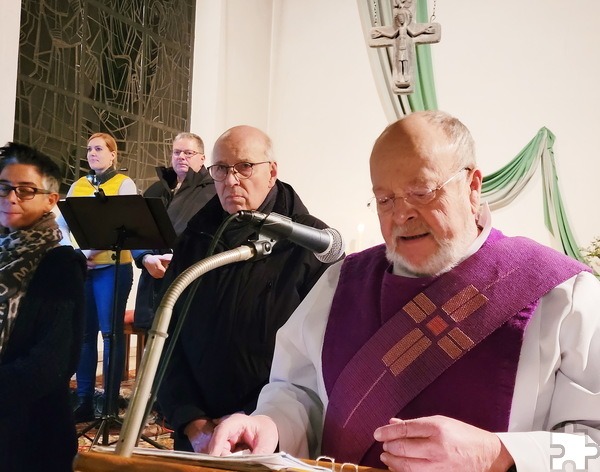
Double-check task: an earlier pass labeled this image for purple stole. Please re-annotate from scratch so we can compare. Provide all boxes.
[320,229,589,467]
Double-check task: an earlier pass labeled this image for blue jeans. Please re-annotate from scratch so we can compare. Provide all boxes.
[76,263,133,403]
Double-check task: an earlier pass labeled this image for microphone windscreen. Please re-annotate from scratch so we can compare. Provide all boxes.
[315,228,345,263]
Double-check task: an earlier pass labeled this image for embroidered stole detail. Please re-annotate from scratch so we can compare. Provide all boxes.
[320,230,589,465]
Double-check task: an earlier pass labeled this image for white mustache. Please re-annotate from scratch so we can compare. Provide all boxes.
[392,225,431,238]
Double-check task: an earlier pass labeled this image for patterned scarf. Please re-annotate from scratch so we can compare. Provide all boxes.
[0,212,63,353]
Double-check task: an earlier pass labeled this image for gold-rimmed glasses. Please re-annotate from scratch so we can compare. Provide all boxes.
[368,167,471,213]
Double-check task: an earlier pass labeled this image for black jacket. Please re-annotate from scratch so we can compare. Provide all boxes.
[133,166,216,328]
[143,165,215,236]
[0,247,86,472]
[157,180,336,450]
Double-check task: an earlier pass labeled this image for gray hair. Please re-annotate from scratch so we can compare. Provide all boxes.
[413,110,476,169]
[173,132,205,154]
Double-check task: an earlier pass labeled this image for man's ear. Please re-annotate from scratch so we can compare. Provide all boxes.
[468,168,482,213]
[268,161,278,188]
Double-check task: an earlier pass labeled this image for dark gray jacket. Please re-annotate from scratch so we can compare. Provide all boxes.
[133,165,216,328]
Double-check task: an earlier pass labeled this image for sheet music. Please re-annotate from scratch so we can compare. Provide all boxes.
[92,446,333,472]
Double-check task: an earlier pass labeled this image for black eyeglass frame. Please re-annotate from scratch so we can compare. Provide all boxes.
[172,149,203,158]
[207,161,272,182]
[0,183,54,201]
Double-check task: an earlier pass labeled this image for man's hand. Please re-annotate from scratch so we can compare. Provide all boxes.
[142,253,173,279]
[185,418,217,453]
[373,415,514,472]
[208,413,279,456]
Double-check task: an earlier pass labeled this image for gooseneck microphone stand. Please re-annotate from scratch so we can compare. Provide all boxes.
[115,239,274,456]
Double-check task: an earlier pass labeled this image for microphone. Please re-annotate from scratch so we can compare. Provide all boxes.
[85,172,98,187]
[85,173,107,200]
[236,210,345,263]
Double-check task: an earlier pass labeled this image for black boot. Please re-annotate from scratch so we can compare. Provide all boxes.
[73,397,95,423]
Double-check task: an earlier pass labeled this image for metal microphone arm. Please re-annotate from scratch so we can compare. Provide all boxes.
[115,240,273,456]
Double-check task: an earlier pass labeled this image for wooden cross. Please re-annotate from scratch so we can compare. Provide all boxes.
[369,0,441,94]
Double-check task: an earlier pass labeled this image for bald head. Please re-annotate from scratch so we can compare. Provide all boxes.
[214,126,274,162]
[370,111,476,176]
[211,125,278,214]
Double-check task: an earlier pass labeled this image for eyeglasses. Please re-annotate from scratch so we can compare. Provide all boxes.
[368,167,471,213]
[172,149,203,158]
[0,183,53,201]
[207,161,271,182]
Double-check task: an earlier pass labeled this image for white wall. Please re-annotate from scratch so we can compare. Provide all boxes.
[266,2,387,252]
[432,0,600,250]
[192,0,275,153]
[0,0,21,144]
[191,0,600,254]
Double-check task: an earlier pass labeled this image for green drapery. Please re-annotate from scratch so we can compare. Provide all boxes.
[482,128,584,261]
[356,0,587,263]
[408,0,438,112]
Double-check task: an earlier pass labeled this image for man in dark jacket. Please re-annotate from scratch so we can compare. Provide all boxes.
[133,132,216,329]
[157,125,340,453]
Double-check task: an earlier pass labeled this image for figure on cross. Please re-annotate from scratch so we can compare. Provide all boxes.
[369,0,441,94]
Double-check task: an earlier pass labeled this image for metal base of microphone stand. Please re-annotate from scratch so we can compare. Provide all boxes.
[77,413,166,449]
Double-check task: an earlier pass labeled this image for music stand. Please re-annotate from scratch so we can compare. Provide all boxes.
[58,195,177,448]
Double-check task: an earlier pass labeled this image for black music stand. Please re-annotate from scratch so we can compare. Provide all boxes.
[58,195,176,448]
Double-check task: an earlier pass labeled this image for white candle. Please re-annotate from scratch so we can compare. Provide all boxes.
[356,223,365,252]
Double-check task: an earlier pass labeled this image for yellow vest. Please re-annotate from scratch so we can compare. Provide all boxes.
[69,174,133,264]
[71,173,128,196]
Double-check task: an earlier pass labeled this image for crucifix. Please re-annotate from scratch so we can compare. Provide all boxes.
[369,0,441,94]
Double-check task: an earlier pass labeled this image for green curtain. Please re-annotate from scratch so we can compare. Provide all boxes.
[409,0,438,112]
[356,0,588,264]
[481,128,585,262]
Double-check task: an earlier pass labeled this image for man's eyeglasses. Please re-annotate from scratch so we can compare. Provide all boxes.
[0,183,53,201]
[207,161,271,182]
[368,167,471,213]
[172,149,203,158]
